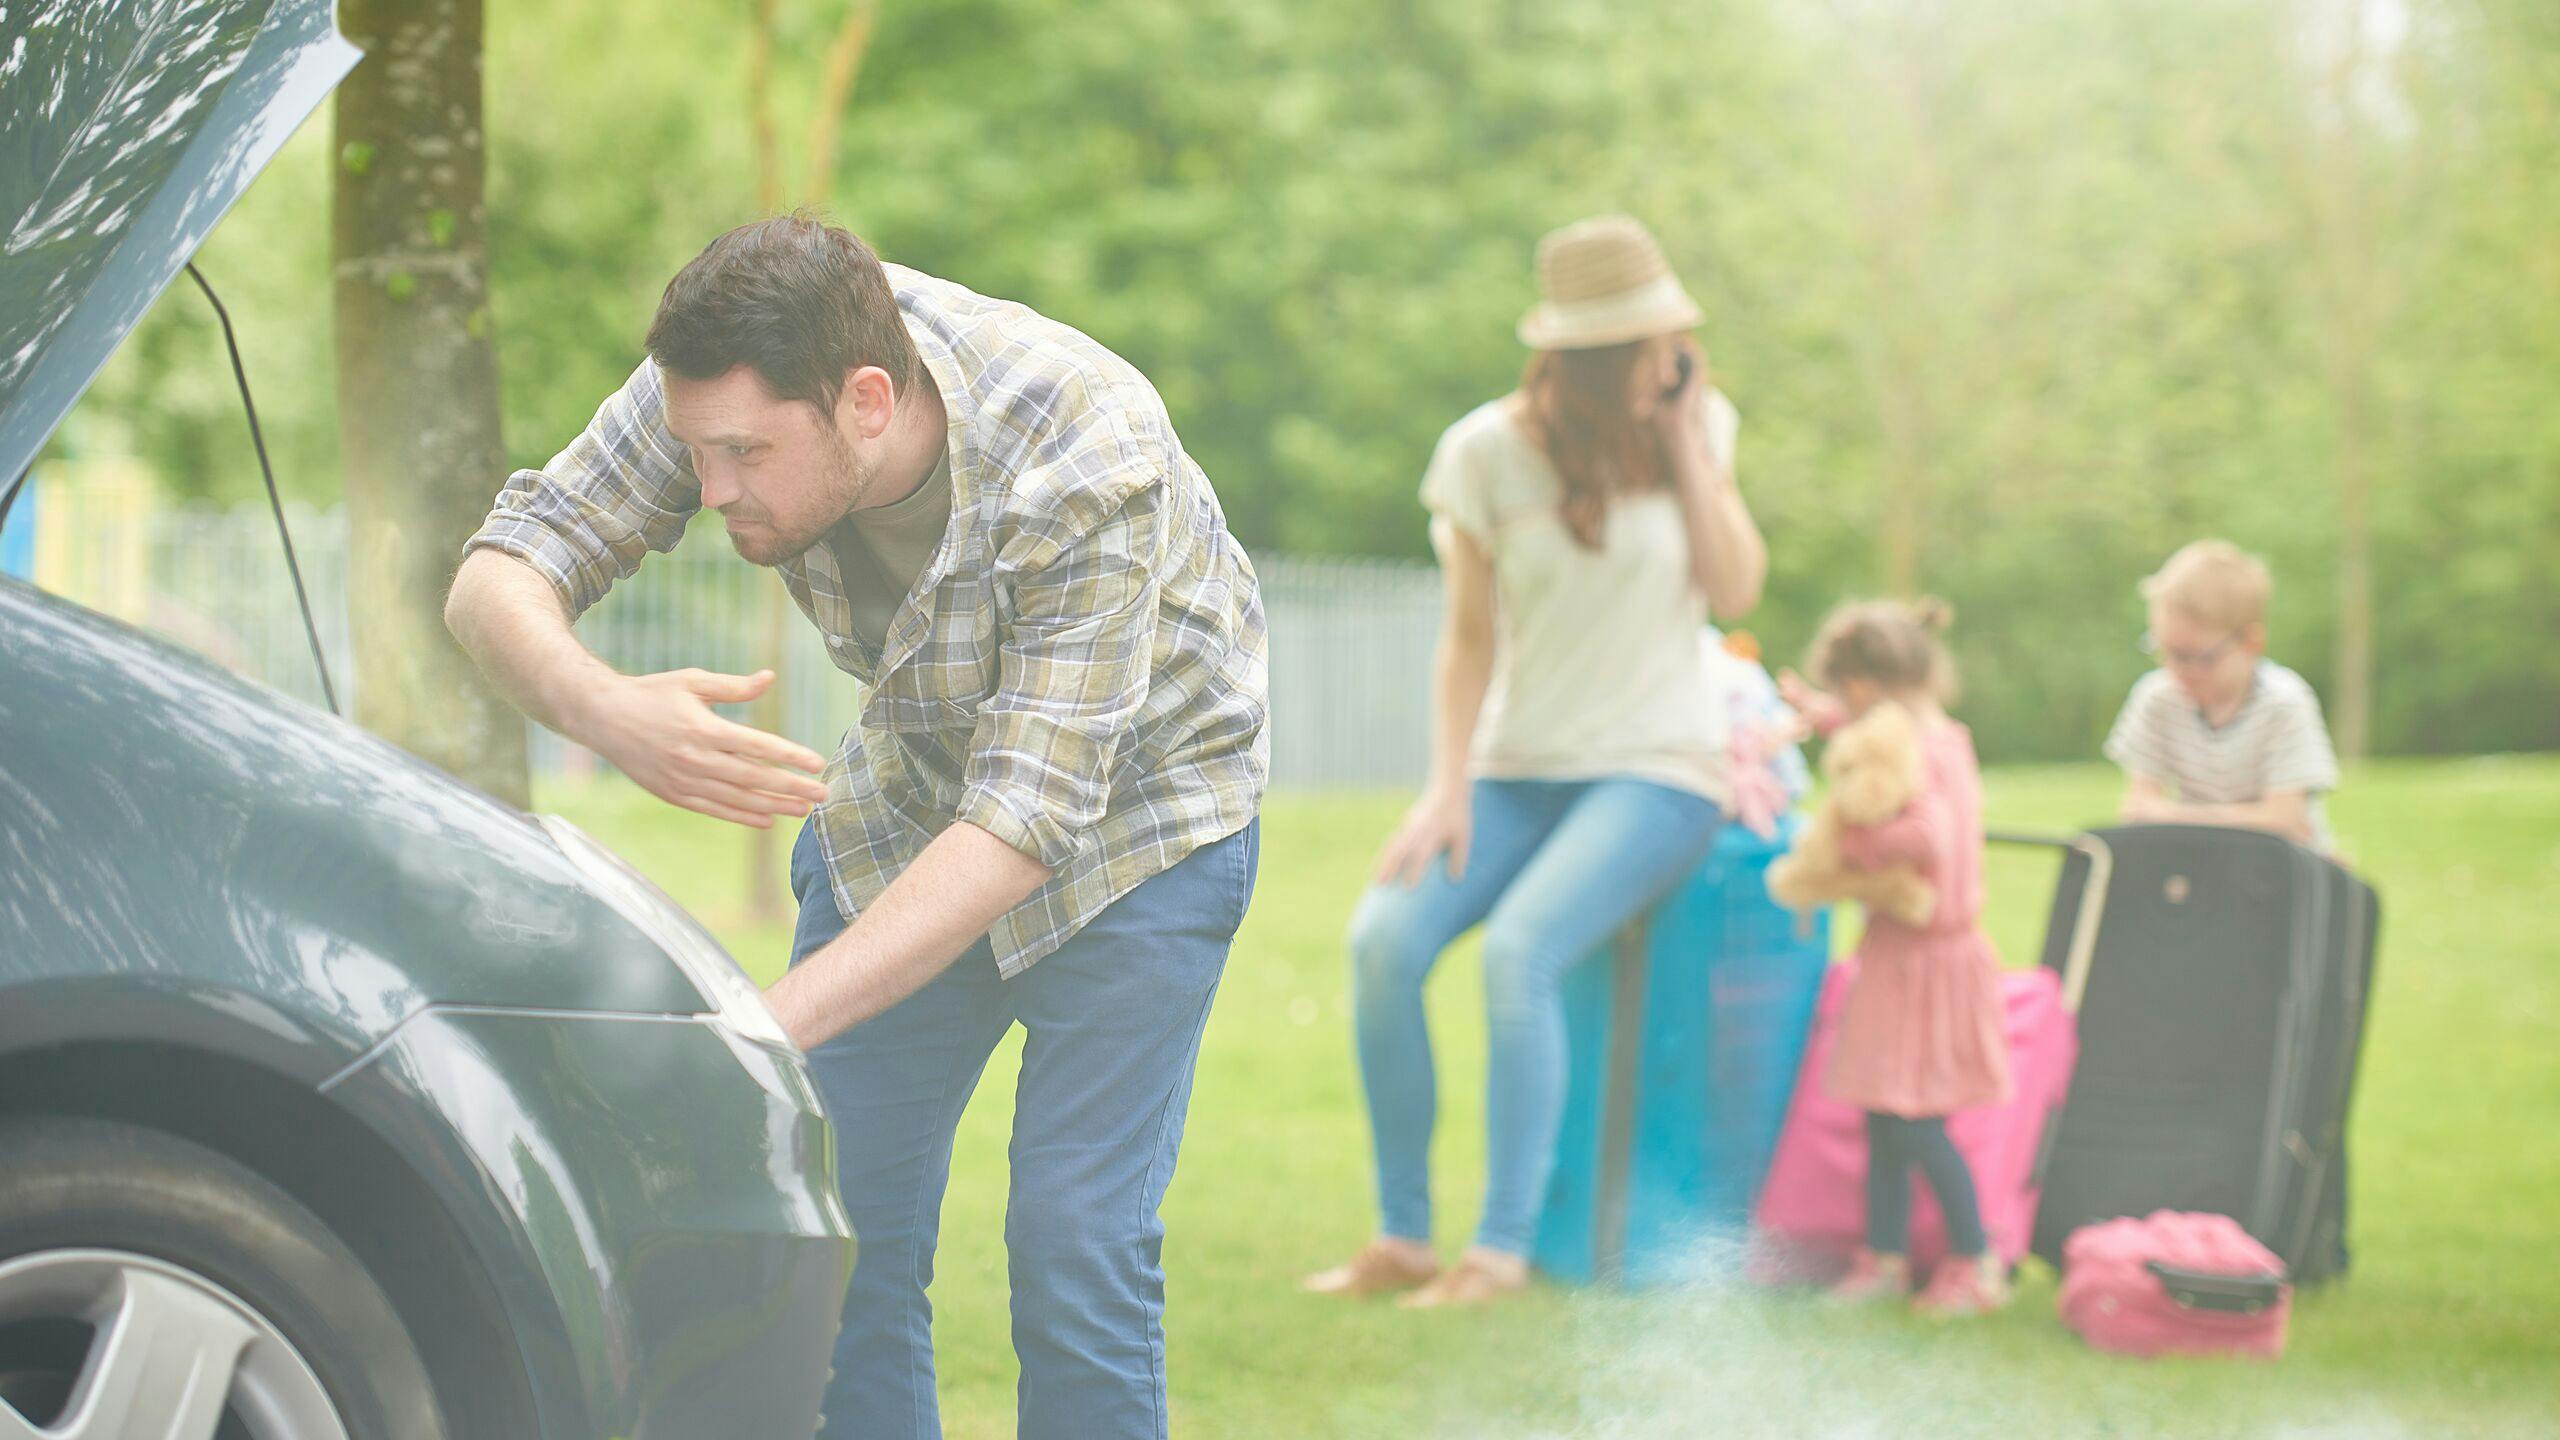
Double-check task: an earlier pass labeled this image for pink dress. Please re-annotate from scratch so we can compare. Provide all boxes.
[1821,720,2013,1118]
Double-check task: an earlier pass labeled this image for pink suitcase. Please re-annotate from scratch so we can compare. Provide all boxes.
[2057,1211,2291,1359]
[1750,832,2107,1285]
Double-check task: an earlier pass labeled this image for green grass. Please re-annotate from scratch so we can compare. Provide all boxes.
[541,757,2560,1438]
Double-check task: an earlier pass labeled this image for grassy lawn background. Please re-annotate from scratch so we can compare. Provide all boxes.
[542,756,2560,1438]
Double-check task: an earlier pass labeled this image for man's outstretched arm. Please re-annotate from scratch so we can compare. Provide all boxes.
[446,548,827,828]
[764,821,1053,1047]
[446,548,628,736]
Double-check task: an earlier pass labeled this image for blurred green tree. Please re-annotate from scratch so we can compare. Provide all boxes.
[48,0,2560,760]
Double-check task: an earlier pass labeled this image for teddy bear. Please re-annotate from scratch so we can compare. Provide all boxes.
[1765,700,1936,927]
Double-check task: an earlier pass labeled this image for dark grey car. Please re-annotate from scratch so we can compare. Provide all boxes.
[0,3,855,1436]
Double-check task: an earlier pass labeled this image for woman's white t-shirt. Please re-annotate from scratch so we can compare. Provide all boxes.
[1419,392,1740,806]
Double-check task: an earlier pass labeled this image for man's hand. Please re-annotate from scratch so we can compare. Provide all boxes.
[570,667,829,828]
[443,552,827,826]
[765,821,1054,1047]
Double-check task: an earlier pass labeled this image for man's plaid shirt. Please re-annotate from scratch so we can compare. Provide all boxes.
[466,264,1269,975]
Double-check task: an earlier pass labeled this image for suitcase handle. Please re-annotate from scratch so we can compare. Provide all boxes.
[2143,1260,2288,1314]
[1986,830,2113,1014]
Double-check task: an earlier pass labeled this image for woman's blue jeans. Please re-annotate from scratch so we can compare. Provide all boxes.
[1347,776,1725,1256]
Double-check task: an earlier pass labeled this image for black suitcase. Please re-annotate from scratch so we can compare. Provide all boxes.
[2015,824,2379,1285]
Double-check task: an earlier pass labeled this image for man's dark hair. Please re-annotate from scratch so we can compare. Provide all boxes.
[645,212,922,412]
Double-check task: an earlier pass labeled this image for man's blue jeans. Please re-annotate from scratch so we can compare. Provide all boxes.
[1347,777,1724,1257]
[790,818,1259,1440]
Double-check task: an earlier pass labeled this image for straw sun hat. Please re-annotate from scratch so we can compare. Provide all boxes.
[1515,214,1704,351]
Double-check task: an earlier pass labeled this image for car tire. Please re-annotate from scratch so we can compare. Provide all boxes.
[0,1116,445,1440]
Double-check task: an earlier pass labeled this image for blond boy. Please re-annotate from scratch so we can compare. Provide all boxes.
[2104,541,2339,850]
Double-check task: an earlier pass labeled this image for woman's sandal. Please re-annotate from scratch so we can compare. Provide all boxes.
[1396,1248,1531,1309]
[1301,1239,1441,1298]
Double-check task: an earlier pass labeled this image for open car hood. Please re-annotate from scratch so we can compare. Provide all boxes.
[0,0,359,485]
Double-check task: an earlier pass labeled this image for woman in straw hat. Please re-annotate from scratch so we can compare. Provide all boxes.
[1305,215,1769,1306]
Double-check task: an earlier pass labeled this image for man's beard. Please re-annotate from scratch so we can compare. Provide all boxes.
[725,424,874,567]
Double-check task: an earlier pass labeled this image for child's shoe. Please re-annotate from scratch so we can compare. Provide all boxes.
[1822,1249,1909,1304]
[1911,1253,2010,1318]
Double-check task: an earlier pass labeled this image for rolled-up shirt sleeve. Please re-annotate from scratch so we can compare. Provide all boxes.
[956,477,1167,871]
[463,360,699,619]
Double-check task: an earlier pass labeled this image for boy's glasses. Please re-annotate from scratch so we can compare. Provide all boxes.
[2140,630,2242,672]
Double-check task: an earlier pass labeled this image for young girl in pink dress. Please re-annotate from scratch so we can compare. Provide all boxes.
[1779,599,2013,1316]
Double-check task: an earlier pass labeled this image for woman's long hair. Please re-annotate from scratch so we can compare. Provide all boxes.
[1518,342,1673,550]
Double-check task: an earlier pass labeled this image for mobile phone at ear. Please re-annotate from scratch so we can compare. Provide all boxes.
[1665,350,1693,401]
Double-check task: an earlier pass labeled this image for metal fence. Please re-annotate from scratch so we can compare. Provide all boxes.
[14,481,1443,792]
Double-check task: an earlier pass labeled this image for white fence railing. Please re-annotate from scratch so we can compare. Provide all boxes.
[13,482,1442,792]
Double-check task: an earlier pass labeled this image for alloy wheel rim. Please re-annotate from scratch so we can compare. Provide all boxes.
[0,1248,349,1440]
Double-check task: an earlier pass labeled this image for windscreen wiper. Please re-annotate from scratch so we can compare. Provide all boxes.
[186,263,341,716]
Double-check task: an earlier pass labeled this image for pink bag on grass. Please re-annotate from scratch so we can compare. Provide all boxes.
[1750,960,2078,1284]
[2057,1211,2291,1359]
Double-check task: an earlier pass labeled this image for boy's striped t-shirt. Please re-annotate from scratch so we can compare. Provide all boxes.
[2103,660,2340,849]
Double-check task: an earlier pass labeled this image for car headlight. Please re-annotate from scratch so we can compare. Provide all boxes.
[533,813,798,1054]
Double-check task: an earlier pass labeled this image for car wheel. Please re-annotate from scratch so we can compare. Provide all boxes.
[0,1118,444,1440]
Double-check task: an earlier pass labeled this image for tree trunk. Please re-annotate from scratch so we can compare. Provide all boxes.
[331,0,528,805]
[2290,0,2395,762]
[2333,372,2373,759]
[1841,2,1947,601]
